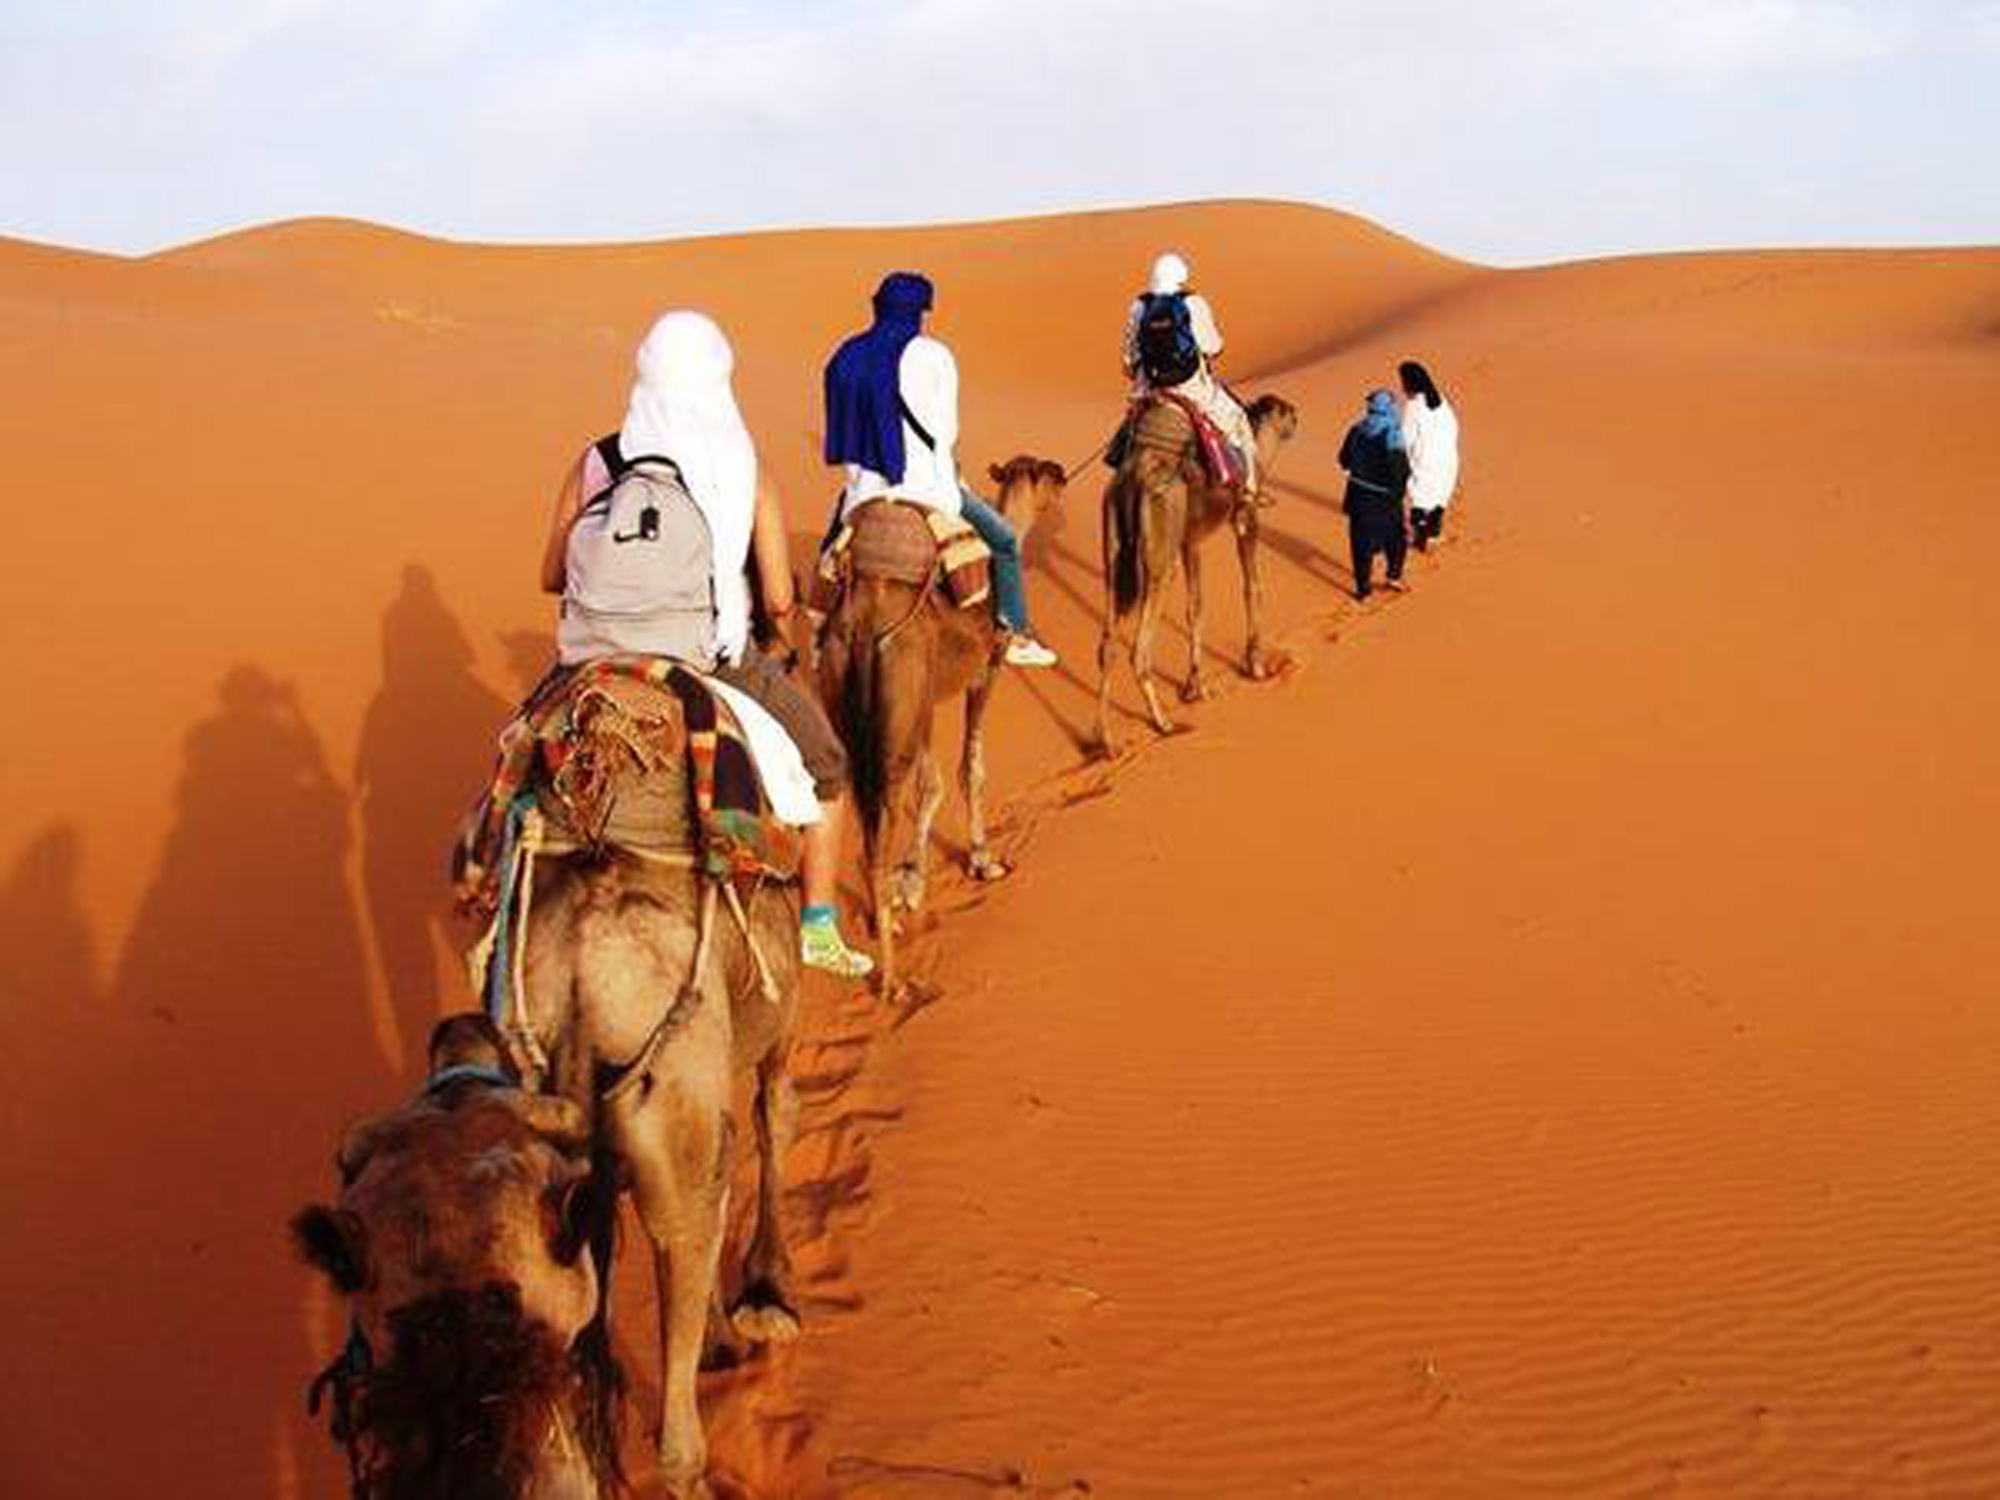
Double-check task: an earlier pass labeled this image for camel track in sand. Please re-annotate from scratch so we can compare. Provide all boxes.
[670,522,1470,1498]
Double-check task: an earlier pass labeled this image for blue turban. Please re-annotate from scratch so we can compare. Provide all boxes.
[822,271,935,484]
[1359,388,1406,451]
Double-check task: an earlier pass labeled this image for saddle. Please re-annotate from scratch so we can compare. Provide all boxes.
[1108,392,1247,491]
[453,655,803,917]
[813,499,991,613]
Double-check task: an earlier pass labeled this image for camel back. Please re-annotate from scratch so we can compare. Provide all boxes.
[813,499,991,613]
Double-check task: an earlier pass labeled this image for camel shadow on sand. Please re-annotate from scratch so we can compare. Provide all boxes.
[1,665,394,1499]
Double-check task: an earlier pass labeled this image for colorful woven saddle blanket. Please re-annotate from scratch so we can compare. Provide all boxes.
[1118,392,1247,490]
[453,655,802,913]
[813,499,991,612]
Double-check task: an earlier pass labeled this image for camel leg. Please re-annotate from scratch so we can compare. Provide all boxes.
[1095,484,1125,755]
[895,751,945,912]
[1094,615,1121,756]
[962,664,1008,879]
[627,1098,729,1498]
[877,641,937,1000]
[873,781,911,1000]
[1132,579,1175,736]
[1181,535,1210,703]
[859,788,898,1000]
[731,1048,801,1345]
[1234,503,1270,679]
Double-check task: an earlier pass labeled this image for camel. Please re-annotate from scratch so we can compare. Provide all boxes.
[303,678,806,1498]
[507,734,806,1498]
[293,1015,622,1500]
[1094,394,1299,751]
[817,456,1066,997]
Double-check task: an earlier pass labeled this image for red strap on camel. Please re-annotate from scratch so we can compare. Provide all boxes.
[1134,391,1245,490]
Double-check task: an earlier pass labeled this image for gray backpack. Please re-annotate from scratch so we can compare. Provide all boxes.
[557,455,717,667]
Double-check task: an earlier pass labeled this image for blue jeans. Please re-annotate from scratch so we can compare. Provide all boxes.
[959,490,1031,634]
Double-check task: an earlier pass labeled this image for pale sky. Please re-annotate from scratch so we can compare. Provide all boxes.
[3,0,1996,264]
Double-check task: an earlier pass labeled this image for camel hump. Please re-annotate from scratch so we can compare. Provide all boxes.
[1132,393,1242,490]
[846,500,949,584]
[820,500,992,611]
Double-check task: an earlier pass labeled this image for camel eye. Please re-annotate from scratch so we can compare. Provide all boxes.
[292,1205,371,1294]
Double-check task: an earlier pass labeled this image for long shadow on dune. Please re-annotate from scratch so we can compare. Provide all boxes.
[1268,473,1348,519]
[500,627,558,700]
[0,824,114,1499]
[1259,519,1350,591]
[1040,532,1260,680]
[0,823,100,1030]
[1237,479,1353,590]
[0,822,101,1193]
[1240,280,1487,384]
[355,564,512,1069]
[91,666,386,1500]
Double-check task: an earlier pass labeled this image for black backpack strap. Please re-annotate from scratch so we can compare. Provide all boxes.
[586,451,684,521]
[898,392,938,452]
[579,432,628,514]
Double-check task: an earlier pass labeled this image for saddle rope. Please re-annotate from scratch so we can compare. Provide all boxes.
[482,804,781,1092]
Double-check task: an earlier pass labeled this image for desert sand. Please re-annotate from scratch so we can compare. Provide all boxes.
[2,200,1997,1498]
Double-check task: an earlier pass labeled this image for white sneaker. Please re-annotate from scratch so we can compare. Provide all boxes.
[1005,634,1058,668]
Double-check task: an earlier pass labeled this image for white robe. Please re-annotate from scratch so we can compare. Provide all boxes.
[1401,397,1460,509]
[705,678,822,827]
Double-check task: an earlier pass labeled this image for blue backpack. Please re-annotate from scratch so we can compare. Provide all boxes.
[1135,291,1201,387]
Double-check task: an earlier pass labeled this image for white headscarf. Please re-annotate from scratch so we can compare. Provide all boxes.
[1149,252,1190,295]
[620,311,758,664]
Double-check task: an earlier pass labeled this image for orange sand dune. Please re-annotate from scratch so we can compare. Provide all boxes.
[2,202,1996,1498]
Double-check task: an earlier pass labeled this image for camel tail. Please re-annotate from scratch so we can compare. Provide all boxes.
[837,612,892,837]
[1109,472,1145,618]
[547,944,625,1478]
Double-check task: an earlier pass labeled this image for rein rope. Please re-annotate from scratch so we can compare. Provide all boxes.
[1060,432,1112,479]
[871,554,943,654]
[479,802,781,1098]
[306,1322,371,1496]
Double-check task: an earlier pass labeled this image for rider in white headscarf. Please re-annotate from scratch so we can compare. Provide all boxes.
[619,312,761,667]
[540,311,876,980]
[1120,250,1260,495]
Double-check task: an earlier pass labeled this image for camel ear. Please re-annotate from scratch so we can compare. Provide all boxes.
[292,1205,370,1294]
[1039,459,1068,489]
[987,462,1007,484]
[543,1174,600,1267]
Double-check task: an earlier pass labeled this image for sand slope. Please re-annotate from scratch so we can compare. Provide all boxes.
[787,251,2000,1498]
[2,203,1996,1498]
